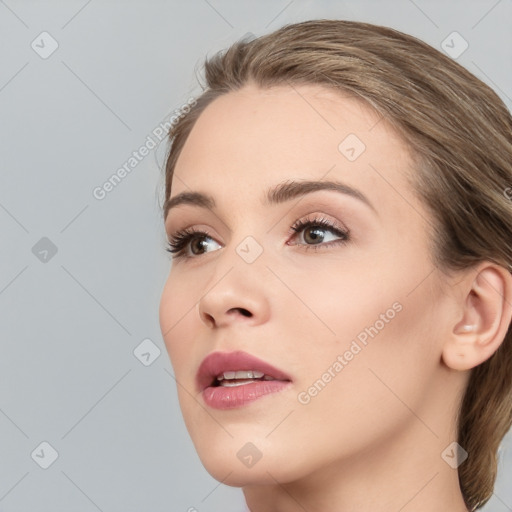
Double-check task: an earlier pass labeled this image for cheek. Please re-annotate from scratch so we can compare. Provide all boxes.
[280,295,438,474]
[287,256,440,417]
[277,259,400,359]
[159,273,198,369]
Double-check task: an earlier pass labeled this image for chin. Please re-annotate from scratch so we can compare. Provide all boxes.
[206,464,272,487]
[200,453,292,487]
[191,434,309,487]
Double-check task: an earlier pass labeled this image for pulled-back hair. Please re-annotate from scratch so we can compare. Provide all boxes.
[163,19,512,510]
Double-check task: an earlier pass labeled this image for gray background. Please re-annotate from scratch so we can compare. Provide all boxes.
[1,0,511,511]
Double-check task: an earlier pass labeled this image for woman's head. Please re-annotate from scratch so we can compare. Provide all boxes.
[159,20,512,510]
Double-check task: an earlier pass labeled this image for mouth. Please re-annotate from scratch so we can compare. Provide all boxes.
[196,350,292,409]
[212,370,279,387]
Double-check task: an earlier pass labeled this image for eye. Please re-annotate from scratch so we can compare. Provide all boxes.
[166,215,350,260]
[287,214,350,251]
[166,226,220,259]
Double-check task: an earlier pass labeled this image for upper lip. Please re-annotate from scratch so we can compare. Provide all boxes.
[196,350,292,392]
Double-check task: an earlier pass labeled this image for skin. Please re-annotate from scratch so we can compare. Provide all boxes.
[159,83,512,511]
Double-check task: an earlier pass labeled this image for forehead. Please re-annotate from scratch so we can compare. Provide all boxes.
[168,83,419,221]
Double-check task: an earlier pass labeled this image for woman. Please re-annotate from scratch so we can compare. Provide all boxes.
[158,19,512,511]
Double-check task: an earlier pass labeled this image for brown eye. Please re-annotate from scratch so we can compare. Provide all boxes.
[303,226,327,245]
[289,215,350,249]
[190,236,210,255]
[166,228,221,259]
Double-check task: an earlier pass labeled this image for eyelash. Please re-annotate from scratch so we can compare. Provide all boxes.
[166,215,350,260]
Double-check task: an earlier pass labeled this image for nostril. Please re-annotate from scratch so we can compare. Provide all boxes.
[202,312,215,327]
[229,307,252,317]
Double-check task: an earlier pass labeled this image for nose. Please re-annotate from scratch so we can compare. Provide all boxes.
[197,267,271,329]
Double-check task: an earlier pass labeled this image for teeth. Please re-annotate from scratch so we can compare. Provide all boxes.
[216,370,267,381]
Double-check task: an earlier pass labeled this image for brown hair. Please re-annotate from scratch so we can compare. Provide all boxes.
[162,19,512,510]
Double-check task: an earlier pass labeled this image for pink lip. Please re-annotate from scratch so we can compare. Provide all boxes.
[196,350,292,409]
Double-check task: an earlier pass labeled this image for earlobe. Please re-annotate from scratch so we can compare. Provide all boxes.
[442,263,512,372]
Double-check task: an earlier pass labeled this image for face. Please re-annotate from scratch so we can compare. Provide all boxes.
[159,83,453,486]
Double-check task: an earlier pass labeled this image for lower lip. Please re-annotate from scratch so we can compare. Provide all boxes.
[202,380,291,409]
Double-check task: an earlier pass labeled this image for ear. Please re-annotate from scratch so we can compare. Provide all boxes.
[442,262,512,371]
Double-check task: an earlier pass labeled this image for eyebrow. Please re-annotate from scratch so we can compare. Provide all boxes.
[164,179,377,219]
